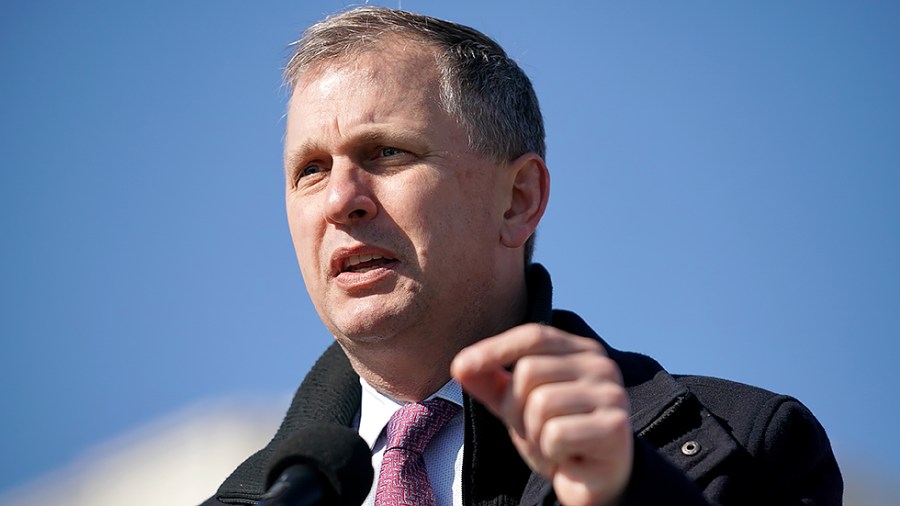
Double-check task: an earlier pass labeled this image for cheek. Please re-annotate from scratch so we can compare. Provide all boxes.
[286,193,320,235]
[395,180,494,261]
[396,176,457,230]
[286,201,324,273]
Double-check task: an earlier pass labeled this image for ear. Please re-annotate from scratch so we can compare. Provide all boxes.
[500,153,550,249]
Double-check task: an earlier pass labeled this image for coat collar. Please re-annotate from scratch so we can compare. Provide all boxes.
[526,264,691,435]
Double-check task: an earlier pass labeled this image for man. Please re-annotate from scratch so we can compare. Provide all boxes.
[205,7,841,505]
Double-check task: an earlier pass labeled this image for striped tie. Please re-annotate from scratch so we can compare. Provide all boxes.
[374,398,459,506]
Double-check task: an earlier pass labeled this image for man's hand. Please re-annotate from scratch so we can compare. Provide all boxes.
[451,324,633,506]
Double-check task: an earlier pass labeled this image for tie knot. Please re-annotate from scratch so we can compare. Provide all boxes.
[385,398,459,454]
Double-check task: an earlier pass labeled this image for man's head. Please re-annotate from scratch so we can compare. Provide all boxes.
[285,7,545,263]
[282,7,549,395]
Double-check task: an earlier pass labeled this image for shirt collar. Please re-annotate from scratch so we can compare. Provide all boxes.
[356,377,464,450]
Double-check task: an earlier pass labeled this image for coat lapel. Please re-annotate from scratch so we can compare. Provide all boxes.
[215,343,361,503]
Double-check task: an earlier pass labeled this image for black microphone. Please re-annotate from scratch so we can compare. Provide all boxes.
[257,424,374,506]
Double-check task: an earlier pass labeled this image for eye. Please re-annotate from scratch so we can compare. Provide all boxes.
[299,164,324,178]
[380,146,404,157]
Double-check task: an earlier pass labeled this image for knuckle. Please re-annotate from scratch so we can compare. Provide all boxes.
[540,417,566,448]
[605,408,631,434]
[600,383,629,409]
[524,322,548,340]
[566,332,599,349]
[594,355,624,383]
[537,326,564,347]
[582,353,610,371]
[578,354,621,383]
[528,385,554,415]
[581,335,604,351]
[514,355,539,380]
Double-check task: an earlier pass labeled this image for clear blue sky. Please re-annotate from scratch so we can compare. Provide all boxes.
[2,0,898,493]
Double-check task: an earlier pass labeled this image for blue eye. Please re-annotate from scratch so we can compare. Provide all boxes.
[380,147,403,157]
[301,165,323,178]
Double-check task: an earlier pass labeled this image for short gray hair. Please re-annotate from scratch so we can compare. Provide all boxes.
[285,6,544,262]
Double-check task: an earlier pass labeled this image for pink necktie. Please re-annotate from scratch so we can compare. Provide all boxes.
[375,398,459,506]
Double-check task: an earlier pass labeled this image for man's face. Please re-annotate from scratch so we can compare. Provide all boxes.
[284,42,510,349]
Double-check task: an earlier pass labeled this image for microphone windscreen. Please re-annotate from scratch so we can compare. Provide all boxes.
[265,424,374,506]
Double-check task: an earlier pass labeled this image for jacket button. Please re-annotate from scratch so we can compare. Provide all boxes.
[681,440,701,456]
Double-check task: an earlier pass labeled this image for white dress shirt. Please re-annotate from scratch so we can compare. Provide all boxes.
[355,378,465,506]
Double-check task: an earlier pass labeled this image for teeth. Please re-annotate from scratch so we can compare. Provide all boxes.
[344,254,384,269]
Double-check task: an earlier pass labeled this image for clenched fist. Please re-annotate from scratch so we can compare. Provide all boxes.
[452,324,633,506]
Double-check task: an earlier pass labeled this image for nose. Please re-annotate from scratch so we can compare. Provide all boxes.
[323,160,378,226]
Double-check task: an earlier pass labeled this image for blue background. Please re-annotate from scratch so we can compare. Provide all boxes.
[3,0,898,493]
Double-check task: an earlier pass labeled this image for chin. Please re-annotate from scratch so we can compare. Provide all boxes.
[326,292,423,337]
[325,307,412,344]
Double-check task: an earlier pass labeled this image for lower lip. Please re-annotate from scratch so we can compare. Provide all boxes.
[334,261,399,292]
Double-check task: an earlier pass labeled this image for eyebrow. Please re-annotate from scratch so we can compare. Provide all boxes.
[284,140,325,174]
[284,127,426,172]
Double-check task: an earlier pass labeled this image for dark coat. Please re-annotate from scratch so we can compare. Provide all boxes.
[203,265,842,505]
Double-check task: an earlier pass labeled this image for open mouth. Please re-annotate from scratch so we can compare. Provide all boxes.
[341,254,398,274]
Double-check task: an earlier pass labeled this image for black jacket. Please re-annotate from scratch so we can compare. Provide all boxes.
[204,265,842,505]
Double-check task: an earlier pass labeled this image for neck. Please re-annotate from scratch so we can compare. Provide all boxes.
[340,273,529,402]
[346,347,454,402]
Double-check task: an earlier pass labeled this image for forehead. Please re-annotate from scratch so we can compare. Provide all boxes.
[285,40,447,134]
[292,36,442,97]
[283,38,469,168]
